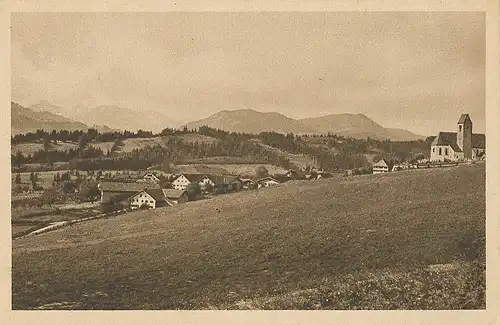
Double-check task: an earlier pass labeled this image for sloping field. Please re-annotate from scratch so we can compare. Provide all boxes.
[251,139,316,169]
[118,135,219,153]
[12,164,485,309]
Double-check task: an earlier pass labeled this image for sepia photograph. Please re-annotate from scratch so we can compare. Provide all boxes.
[9,10,489,312]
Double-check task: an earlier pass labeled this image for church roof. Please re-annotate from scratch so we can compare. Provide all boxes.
[457,114,471,124]
[430,132,462,152]
[431,132,485,150]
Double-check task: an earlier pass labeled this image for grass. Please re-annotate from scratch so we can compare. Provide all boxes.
[11,164,485,310]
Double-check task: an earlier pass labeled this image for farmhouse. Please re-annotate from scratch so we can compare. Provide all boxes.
[98,181,161,203]
[256,176,280,188]
[373,159,390,174]
[129,189,167,209]
[430,114,486,162]
[162,189,189,205]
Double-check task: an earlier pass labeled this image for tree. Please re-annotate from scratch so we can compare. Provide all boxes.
[43,135,50,152]
[15,173,22,184]
[186,183,202,201]
[79,184,100,203]
[255,165,269,179]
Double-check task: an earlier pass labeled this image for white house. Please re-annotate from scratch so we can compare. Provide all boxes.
[373,159,390,174]
[129,189,166,209]
[430,114,485,162]
[256,177,280,188]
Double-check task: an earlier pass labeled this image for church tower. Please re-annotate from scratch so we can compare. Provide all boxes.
[457,114,472,159]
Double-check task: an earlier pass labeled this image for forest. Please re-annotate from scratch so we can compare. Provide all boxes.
[11,126,431,173]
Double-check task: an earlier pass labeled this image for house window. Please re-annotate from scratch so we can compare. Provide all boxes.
[432,148,435,153]
[459,125,462,132]
[439,148,442,155]
[445,148,448,156]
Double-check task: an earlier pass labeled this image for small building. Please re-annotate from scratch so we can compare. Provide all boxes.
[162,189,189,205]
[129,189,167,209]
[256,176,280,188]
[373,159,390,174]
[240,178,255,189]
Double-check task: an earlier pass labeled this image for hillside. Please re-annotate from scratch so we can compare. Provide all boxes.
[12,164,485,309]
[184,109,424,141]
[11,102,89,135]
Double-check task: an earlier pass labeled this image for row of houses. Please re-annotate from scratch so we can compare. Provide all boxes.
[98,173,283,210]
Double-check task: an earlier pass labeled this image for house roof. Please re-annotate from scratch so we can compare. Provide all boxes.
[177,173,207,183]
[430,132,463,152]
[144,189,166,202]
[472,133,485,149]
[99,181,160,192]
[373,159,389,167]
[162,189,187,199]
[458,114,471,124]
[139,171,159,179]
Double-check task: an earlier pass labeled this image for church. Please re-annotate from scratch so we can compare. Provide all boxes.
[429,114,485,162]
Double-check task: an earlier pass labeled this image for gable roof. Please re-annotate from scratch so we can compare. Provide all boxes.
[162,189,187,199]
[175,173,206,183]
[472,133,485,149]
[373,159,389,167]
[99,181,160,193]
[144,189,166,202]
[430,132,462,152]
[458,114,471,124]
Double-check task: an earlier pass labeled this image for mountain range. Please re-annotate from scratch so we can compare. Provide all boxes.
[183,109,425,141]
[12,101,424,140]
[11,102,89,135]
[28,101,178,133]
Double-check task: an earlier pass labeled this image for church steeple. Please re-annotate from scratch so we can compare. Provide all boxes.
[457,114,472,159]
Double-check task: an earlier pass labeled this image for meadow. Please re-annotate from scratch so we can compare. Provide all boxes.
[11,164,485,310]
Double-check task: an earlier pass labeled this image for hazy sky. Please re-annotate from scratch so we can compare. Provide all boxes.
[11,12,485,135]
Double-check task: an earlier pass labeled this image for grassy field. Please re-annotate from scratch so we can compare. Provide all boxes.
[11,170,75,190]
[11,164,485,310]
[11,141,79,156]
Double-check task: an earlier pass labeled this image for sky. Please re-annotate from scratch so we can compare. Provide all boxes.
[11,12,485,136]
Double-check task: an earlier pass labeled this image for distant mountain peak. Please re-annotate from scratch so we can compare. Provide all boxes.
[183,109,424,141]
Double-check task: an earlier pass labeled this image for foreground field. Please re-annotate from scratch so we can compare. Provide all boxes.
[12,164,485,309]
